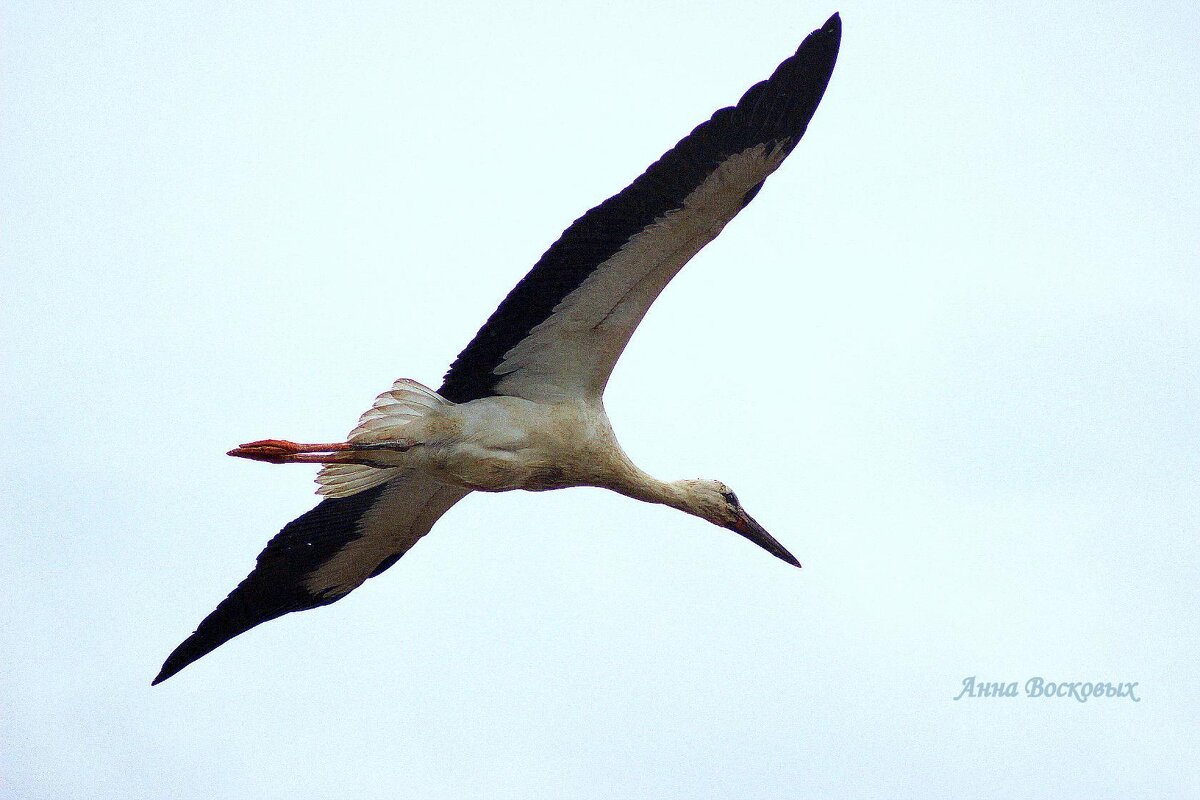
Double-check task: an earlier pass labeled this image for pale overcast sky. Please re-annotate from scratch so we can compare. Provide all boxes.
[3,1,1198,797]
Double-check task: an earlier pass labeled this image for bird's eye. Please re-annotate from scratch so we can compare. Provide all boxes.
[721,490,738,506]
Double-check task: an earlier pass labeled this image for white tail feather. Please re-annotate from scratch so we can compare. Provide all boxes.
[316,379,450,498]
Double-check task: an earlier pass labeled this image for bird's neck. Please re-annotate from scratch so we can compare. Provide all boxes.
[591,431,704,518]
[606,463,698,517]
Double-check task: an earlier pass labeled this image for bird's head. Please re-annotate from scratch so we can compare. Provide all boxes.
[675,480,800,568]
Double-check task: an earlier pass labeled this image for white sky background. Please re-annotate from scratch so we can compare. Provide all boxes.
[2,0,1198,796]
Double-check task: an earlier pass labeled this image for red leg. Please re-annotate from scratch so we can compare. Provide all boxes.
[227,438,414,466]
[227,439,350,464]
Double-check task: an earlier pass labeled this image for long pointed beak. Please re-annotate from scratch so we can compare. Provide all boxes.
[730,509,801,568]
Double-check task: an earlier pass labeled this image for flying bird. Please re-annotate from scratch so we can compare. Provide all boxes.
[154,14,841,685]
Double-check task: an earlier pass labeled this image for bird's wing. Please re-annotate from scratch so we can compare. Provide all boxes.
[438,14,840,405]
[153,474,470,684]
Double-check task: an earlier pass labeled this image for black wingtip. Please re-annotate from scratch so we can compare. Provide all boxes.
[772,11,840,120]
[804,13,842,66]
[809,12,842,55]
[152,652,186,684]
[152,649,182,685]
[150,486,392,685]
[151,621,245,686]
[152,634,215,686]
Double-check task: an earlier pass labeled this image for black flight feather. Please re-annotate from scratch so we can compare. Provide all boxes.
[438,13,840,403]
[152,486,386,685]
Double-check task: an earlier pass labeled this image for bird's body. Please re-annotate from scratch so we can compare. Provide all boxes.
[155,14,842,684]
[415,396,638,496]
[332,389,630,494]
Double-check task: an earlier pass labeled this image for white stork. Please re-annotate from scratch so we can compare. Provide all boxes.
[154,14,841,685]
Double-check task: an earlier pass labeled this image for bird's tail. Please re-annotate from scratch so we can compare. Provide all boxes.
[316,379,449,498]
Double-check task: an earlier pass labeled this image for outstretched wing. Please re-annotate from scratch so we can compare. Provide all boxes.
[438,14,841,404]
[153,475,469,684]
